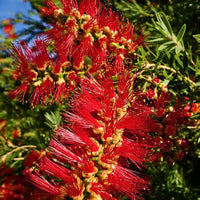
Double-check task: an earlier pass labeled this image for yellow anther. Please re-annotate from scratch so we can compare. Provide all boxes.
[54,8,64,18]
[93,127,104,135]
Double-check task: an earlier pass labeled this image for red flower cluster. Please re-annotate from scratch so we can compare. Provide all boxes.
[190,103,200,114]
[0,165,47,200]
[2,20,17,39]
[9,0,144,107]
[24,71,161,200]
[136,86,190,164]
[7,0,191,199]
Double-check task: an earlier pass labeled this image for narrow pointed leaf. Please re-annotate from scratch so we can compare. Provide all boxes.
[162,13,173,35]
[177,24,186,42]
[175,46,182,54]
[163,69,168,78]
[168,46,177,52]
[158,41,174,51]
[149,38,166,43]
[155,13,169,34]
[193,34,200,43]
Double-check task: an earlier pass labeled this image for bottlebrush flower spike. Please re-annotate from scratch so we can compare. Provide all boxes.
[9,0,145,107]
[41,0,144,71]
[25,71,160,199]
[135,86,191,163]
[40,0,145,73]
[9,39,74,106]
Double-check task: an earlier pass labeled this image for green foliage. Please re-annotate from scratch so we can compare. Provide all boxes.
[146,158,200,200]
[114,0,154,28]
[193,34,200,43]
[148,12,186,54]
[111,0,200,199]
[28,0,45,10]
[44,110,62,130]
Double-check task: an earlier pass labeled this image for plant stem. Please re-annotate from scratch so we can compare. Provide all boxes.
[0,145,36,163]
[138,63,196,87]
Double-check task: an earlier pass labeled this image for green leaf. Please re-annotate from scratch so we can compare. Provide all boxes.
[163,79,170,86]
[163,69,168,78]
[162,13,173,35]
[0,57,13,64]
[149,38,166,43]
[193,34,200,43]
[158,41,174,51]
[177,24,186,42]
[44,111,61,130]
[195,82,200,86]
[177,74,183,81]
[175,54,183,66]
[190,113,200,119]
[168,46,177,53]
[23,132,37,139]
[155,13,169,34]
[175,46,183,54]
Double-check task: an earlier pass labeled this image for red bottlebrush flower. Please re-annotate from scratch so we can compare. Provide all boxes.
[29,80,54,106]
[49,138,82,163]
[153,77,160,84]
[61,0,78,15]
[112,51,124,74]
[138,87,190,162]
[48,29,75,58]
[7,33,17,39]
[191,102,200,114]
[54,126,85,145]
[41,77,54,100]
[28,85,43,107]
[12,129,21,138]
[29,38,50,70]
[40,0,59,17]
[9,83,29,104]
[164,124,176,136]
[0,165,48,200]
[118,139,152,169]
[66,107,101,128]
[40,0,144,74]
[107,165,148,200]
[78,0,100,18]
[9,39,76,106]
[25,71,159,199]
[152,137,163,149]
[77,34,94,58]
[24,149,44,168]
[53,79,69,103]
[72,125,99,152]
[72,50,85,70]
[151,151,163,163]
[10,0,146,107]
[88,179,118,200]
[38,156,74,183]
[3,24,14,35]
[162,138,173,152]
[97,7,120,31]
[71,88,103,117]
[178,138,189,150]
[23,169,61,196]
[173,150,185,161]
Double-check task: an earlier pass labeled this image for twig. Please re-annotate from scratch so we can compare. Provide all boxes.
[0,145,36,163]
[137,63,196,87]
